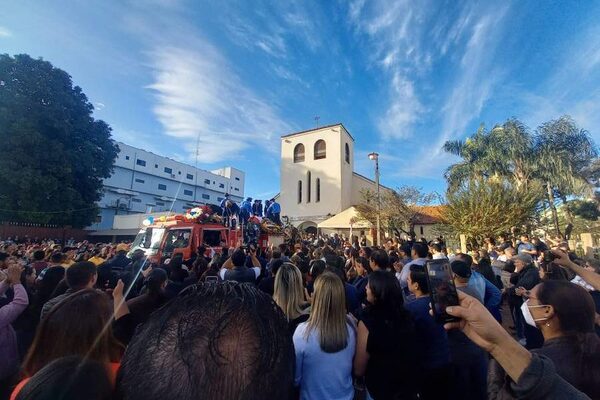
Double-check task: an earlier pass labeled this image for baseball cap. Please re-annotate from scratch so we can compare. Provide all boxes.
[451,260,472,278]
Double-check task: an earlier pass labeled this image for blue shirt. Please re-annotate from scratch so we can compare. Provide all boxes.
[268,201,281,214]
[293,322,356,400]
[405,296,450,369]
[517,242,535,254]
[240,200,252,214]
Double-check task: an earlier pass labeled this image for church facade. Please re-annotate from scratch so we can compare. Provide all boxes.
[279,123,387,236]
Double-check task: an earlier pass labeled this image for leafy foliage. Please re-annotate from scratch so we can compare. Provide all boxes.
[569,200,600,221]
[0,54,118,227]
[442,116,598,237]
[355,185,438,239]
[442,180,541,240]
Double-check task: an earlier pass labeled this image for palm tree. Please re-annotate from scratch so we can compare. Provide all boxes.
[442,116,598,237]
[534,116,598,236]
[443,119,536,191]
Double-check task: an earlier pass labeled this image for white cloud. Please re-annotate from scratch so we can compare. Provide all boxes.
[521,25,600,137]
[434,6,510,153]
[377,72,423,139]
[0,26,12,38]
[348,1,511,145]
[271,64,309,87]
[226,16,287,57]
[95,102,106,110]
[146,45,291,163]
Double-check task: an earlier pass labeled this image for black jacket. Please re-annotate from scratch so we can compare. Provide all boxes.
[508,265,540,306]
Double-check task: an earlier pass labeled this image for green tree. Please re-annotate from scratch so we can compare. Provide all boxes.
[442,116,598,237]
[443,119,536,191]
[534,116,598,236]
[0,54,118,227]
[356,185,438,239]
[442,180,541,243]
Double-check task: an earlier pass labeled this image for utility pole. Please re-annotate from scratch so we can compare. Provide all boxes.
[368,152,381,247]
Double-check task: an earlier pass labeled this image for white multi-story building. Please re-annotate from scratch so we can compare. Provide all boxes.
[88,142,245,231]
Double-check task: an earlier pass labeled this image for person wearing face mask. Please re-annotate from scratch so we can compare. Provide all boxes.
[508,253,541,347]
[488,280,600,399]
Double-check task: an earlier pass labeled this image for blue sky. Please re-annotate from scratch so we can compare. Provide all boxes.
[2,1,600,200]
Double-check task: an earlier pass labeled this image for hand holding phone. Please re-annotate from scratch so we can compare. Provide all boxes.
[426,259,460,323]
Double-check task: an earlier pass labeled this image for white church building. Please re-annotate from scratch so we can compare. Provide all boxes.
[279,123,391,240]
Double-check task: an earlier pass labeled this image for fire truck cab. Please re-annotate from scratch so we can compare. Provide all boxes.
[128,214,283,264]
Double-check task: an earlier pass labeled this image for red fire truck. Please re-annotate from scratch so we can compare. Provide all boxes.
[128,214,284,264]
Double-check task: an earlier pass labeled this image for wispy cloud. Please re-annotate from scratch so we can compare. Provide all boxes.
[225,16,287,58]
[348,0,511,184]
[146,44,291,163]
[271,64,309,88]
[95,102,106,111]
[378,72,423,139]
[348,0,425,139]
[522,25,600,137]
[0,26,12,38]
[435,5,510,152]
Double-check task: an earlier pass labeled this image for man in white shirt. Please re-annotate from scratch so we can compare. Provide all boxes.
[431,243,447,260]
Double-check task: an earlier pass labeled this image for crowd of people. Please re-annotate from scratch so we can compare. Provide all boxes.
[220,195,281,226]
[0,232,599,400]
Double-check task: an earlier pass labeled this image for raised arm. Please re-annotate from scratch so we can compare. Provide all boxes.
[0,264,29,328]
[551,249,600,291]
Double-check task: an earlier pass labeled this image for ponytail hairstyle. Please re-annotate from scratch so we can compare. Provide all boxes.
[537,280,600,398]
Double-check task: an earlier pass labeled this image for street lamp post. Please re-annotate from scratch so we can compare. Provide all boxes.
[368,152,381,247]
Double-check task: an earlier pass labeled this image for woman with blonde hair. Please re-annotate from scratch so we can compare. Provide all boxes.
[273,263,309,334]
[293,272,356,400]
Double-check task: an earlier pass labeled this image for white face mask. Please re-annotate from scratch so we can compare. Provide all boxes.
[521,299,549,327]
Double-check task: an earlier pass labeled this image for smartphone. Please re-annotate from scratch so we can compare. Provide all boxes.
[543,250,555,263]
[205,276,219,283]
[426,259,460,323]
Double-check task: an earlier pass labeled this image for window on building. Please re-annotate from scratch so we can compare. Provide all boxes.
[156,201,165,206]
[164,167,172,174]
[298,180,302,203]
[219,183,225,188]
[184,189,193,196]
[158,184,167,191]
[217,197,224,202]
[136,159,146,167]
[420,226,424,235]
[316,178,321,202]
[234,187,240,191]
[132,198,142,203]
[155,164,158,168]
[293,143,305,163]
[135,178,145,184]
[345,143,350,164]
[307,171,311,203]
[314,140,326,160]
[202,194,210,200]
[125,155,130,160]
[204,179,211,185]
[235,177,240,181]
[178,171,181,175]
[186,173,194,180]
